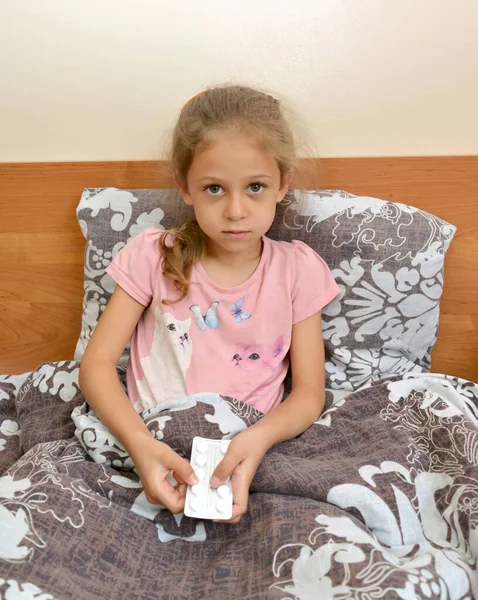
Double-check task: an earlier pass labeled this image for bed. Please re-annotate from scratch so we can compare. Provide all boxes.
[1,157,477,599]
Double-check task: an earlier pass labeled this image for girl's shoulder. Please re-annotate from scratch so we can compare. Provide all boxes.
[265,236,336,289]
[265,236,325,265]
[111,226,168,277]
[125,226,172,254]
[264,237,340,321]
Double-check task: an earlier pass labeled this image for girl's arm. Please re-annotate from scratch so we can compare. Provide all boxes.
[79,285,198,511]
[211,311,325,522]
[79,285,153,455]
[247,310,325,446]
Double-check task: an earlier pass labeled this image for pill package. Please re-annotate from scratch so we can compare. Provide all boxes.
[184,437,233,520]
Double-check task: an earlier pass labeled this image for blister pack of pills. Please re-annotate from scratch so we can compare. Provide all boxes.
[184,437,233,520]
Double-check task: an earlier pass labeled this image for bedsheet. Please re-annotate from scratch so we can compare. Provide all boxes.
[1,362,478,599]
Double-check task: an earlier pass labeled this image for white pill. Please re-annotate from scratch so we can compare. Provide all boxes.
[195,454,207,467]
[220,442,230,455]
[216,499,230,514]
[196,441,208,454]
[191,484,204,496]
[195,468,205,482]
[166,471,178,488]
[217,485,230,499]
[189,498,200,512]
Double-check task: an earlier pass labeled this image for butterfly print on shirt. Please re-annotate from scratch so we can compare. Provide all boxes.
[190,301,220,331]
[228,297,252,324]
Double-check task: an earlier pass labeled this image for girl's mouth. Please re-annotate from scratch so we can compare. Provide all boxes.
[223,231,250,239]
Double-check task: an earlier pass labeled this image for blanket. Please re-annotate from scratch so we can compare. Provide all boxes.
[1,361,478,599]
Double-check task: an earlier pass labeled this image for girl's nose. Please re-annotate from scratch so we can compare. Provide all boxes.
[224,193,247,220]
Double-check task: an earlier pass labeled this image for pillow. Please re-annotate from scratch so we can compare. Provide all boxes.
[75,188,193,363]
[75,188,456,391]
[269,191,456,391]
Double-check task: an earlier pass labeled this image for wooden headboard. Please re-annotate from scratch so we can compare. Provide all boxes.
[1,157,477,381]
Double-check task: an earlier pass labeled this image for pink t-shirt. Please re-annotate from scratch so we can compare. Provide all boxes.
[106,226,340,414]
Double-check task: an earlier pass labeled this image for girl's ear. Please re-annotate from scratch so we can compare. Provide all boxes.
[175,175,193,206]
[181,189,194,206]
[277,169,294,202]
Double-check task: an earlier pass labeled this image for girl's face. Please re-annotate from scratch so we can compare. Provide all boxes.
[180,130,292,258]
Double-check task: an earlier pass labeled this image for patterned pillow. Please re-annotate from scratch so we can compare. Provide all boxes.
[269,191,456,391]
[75,187,456,391]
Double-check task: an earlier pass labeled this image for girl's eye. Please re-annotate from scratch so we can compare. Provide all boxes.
[249,353,260,360]
[205,185,223,195]
[248,183,265,194]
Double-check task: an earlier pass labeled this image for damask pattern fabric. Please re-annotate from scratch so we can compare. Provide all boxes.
[1,364,478,599]
[270,191,456,391]
[75,187,455,391]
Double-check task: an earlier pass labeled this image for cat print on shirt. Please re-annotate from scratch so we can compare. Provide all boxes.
[224,336,286,406]
[230,336,285,374]
[135,309,192,411]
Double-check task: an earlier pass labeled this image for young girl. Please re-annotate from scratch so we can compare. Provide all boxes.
[79,85,340,523]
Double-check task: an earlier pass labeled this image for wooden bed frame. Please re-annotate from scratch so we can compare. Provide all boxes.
[1,157,477,381]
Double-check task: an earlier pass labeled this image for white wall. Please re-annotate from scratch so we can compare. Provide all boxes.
[1,0,477,161]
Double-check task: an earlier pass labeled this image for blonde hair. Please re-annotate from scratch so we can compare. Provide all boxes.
[160,84,299,305]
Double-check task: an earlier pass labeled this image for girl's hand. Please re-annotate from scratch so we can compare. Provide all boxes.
[209,429,269,523]
[131,436,199,514]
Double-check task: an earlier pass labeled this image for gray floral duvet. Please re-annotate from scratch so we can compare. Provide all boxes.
[1,362,478,599]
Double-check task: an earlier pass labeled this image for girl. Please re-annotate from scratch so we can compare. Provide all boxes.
[79,85,340,523]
